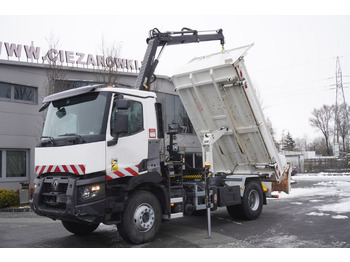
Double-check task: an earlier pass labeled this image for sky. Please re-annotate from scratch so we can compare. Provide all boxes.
[1,1,350,142]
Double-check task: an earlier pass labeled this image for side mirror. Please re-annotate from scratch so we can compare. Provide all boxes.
[108,112,129,147]
[114,98,130,135]
[117,99,131,110]
[107,98,130,147]
[114,112,128,135]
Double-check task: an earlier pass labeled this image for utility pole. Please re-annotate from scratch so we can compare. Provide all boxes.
[334,57,346,156]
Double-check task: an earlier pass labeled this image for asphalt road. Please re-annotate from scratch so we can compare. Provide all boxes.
[1,174,350,248]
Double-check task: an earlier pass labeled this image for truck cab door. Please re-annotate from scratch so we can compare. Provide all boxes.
[105,96,148,180]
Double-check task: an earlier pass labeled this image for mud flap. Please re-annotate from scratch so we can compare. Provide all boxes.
[272,166,291,194]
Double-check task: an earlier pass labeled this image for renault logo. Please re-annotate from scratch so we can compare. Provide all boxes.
[52,179,59,191]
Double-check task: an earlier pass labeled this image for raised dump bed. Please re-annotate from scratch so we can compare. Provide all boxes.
[172,44,290,192]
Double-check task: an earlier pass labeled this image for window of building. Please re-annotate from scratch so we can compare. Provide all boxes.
[0,82,37,104]
[0,82,11,99]
[6,151,27,178]
[0,149,29,181]
[14,85,35,103]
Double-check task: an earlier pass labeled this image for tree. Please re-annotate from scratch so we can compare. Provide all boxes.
[44,33,67,95]
[295,136,308,151]
[306,137,319,152]
[94,37,123,85]
[310,105,334,156]
[282,131,296,151]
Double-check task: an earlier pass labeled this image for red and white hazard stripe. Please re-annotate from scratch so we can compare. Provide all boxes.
[35,164,86,175]
[106,165,139,180]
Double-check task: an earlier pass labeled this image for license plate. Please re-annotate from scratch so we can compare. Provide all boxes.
[56,194,67,203]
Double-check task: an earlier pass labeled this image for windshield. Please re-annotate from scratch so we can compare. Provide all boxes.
[42,92,109,141]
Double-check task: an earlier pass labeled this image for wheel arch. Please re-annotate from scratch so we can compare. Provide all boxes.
[125,172,170,217]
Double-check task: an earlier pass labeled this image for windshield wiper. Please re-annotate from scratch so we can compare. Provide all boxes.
[58,133,86,143]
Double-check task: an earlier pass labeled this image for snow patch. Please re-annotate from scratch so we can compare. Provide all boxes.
[332,215,348,219]
[294,173,350,181]
[307,212,329,216]
[277,174,350,218]
[317,198,350,214]
[278,174,350,200]
[278,186,338,199]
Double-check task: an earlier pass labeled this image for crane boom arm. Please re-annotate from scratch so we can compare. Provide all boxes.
[135,28,225,91]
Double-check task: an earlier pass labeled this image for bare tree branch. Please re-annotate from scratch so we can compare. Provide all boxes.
[94,37,123,85]
[44,33,66,95]
[310,105,334,156]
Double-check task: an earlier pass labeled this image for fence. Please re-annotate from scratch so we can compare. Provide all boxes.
[304,158,350,173]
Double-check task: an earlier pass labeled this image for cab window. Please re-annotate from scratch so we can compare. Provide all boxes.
[111,100,143,137]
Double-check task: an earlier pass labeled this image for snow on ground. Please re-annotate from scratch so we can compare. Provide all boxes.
[306,212,329,217]
[273,173,350,219]
[332,215,349,219]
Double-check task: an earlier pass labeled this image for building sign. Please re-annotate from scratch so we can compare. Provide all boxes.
[0,41,140,71]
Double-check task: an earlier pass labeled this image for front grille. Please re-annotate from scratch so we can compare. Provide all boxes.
[43,182,68,194]
[41,177,70,209]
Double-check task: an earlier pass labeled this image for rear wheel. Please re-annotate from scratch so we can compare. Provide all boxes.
[227,180,263,220]
[226,204,243,219]
[117,190,161,244]
[61,220,99,234]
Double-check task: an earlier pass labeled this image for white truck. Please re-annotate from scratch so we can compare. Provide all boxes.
[30,28,291,244]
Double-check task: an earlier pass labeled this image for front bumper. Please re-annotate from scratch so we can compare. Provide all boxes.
[30,174,106,224]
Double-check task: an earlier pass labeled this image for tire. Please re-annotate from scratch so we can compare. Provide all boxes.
[61,220,99,234]
[226,204,243,219]
[117,190,162,244]
[227,180,263,220]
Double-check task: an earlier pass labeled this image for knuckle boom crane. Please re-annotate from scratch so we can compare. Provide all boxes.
[135,28,225,91]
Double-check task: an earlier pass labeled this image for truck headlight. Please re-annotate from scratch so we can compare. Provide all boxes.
[79,184,105,201]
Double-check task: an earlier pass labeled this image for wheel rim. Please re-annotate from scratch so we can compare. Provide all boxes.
[248,189,260,211]
[133,203,155,232]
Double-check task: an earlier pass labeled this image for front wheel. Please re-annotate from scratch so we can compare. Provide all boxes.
[117,190,161,244]
[61,220,99,234]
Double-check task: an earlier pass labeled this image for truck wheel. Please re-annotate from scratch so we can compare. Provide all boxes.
[226,180,263,220]
[117,190,161,244]
[61,220,99,234]
[226,204,243,219]
[241,180,263,220]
